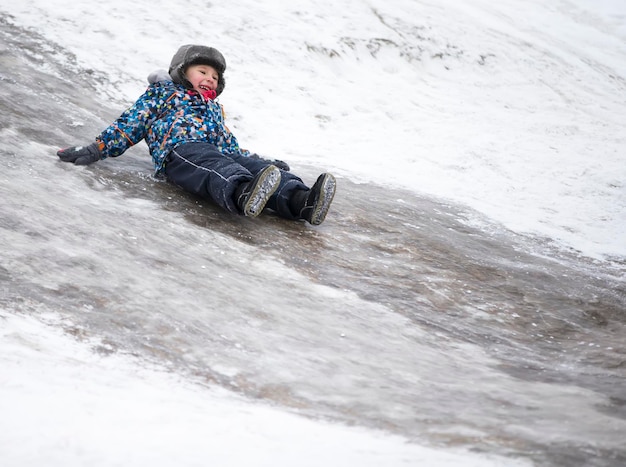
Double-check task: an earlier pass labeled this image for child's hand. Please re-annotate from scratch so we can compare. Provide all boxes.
[271,159,290,172]
[250,154,290,172]
[57,143,102,165]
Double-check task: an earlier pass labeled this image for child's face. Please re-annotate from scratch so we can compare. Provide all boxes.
[186,64,219,94]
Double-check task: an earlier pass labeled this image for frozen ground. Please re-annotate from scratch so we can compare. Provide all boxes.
[2,0,625,260]
[4,310,514,467]
[1,1,625,466]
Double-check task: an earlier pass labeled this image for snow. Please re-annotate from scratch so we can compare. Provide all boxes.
[0,310,525,467]
[1,0,625,465]
[2,0,624,261]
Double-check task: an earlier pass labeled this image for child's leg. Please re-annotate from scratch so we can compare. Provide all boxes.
[290,173,336,225]
[230,153,308,220]
[230,153,336,224]
[166,143,256,213]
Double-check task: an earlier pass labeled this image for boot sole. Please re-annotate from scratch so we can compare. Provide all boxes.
[242,165,281,218]
[309,173,336,225]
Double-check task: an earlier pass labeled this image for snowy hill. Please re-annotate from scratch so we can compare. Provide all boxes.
[2,0,625,260]
[1,1,626,466]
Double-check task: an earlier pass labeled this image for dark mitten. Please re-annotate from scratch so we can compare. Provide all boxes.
[250,154,290,172]
[271,159,290,172]
[57,142,102,165]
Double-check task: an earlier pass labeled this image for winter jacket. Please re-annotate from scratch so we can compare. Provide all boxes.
[96,81,248,174]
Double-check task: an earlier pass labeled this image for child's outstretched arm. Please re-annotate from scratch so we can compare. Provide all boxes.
[57,85,165,166]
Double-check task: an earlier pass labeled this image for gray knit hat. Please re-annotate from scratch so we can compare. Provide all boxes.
[169,44,227,96]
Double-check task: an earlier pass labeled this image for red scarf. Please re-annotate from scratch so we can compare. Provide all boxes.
[201,89,217,101]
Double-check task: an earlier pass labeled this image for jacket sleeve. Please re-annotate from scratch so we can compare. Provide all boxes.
[96,85,166,158]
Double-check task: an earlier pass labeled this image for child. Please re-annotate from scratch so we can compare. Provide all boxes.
[58,44,336,225]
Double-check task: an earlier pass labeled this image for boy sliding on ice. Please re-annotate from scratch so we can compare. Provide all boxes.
[58,44,336,225]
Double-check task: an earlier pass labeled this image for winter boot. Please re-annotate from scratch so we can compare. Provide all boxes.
[235,165,281,217]
[290,173,336,225]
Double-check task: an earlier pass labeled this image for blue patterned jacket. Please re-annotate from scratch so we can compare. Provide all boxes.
[96,81,248,174]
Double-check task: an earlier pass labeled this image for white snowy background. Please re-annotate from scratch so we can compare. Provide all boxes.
[1,0,625,465]
[4,0,625,260]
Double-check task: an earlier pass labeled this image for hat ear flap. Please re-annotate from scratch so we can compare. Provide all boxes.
[169,64,184,85]
[216,74,225,96]
[169,64,194,89]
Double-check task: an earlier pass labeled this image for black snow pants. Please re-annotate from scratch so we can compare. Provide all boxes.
[164,142,307,219]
